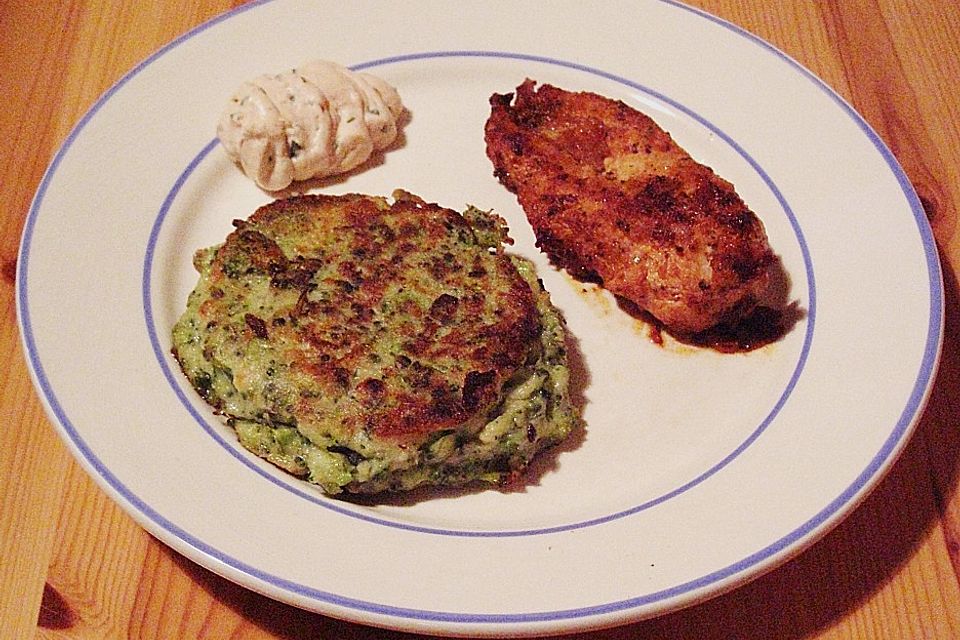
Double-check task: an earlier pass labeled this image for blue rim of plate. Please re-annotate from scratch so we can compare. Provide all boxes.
[17,0,943,626]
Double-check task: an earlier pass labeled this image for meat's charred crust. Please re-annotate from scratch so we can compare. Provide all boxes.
[485,80,775,334]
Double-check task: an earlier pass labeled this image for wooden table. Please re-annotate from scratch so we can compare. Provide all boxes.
[2,1,958,637]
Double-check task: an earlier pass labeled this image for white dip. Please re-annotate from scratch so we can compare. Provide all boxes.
[217,60,405,190]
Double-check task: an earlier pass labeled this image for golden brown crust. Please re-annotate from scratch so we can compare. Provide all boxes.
[485,80,775,334]
[200,193,540,444]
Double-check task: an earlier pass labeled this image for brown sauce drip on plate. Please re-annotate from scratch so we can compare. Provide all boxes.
[617,296,804,354]
[680,303,803,353]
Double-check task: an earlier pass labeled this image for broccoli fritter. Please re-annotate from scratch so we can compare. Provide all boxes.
[172,191,580,494]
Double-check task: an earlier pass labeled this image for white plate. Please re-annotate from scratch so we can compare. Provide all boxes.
[18,1,943,636]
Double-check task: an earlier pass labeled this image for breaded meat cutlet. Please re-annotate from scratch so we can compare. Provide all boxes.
[172,191,580,495]
[485,80,775,335]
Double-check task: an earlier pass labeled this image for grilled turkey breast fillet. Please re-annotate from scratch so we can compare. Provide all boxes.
[485,80,775,334]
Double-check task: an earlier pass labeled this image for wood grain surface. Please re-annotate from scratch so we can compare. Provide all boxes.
[2,1,958,638]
